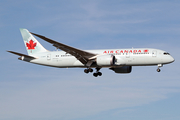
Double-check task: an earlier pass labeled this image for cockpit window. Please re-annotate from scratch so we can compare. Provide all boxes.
[164,52,170,55]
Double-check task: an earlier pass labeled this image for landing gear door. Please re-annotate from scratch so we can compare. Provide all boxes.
[152,51,157,57]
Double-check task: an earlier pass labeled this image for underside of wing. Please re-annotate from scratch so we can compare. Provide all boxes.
[31,32,97,65]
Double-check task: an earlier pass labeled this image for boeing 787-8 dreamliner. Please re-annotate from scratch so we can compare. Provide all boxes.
[8,28,175,77]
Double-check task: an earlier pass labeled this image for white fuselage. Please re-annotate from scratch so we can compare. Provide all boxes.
[26,48,174,68]
[9,28,175,77]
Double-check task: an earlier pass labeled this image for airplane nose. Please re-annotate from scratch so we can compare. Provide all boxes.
[170,56,175,63]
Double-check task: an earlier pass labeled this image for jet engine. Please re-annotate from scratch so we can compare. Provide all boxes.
[96,55,115,66]
[110,66,132,73]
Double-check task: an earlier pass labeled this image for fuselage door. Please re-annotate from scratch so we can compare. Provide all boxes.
[47,54,51,60]
[152,51,157,57]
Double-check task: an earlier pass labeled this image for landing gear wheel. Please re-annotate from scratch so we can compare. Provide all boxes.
[157,68,161,72]
[97,72,102,76]
[89,68,93,73]
[84,69,89,73]
[93,73,98,77]
[92,67,102,77]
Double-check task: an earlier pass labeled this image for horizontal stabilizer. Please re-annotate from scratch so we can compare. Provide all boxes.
[7,51,36,59]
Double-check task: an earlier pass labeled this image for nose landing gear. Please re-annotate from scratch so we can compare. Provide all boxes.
[157,68,161,72]
[157,64,163,72]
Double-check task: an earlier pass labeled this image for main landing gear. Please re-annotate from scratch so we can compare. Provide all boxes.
[84,67,102,77]
[93,68,102,77]
[157,64,163,72]
[84,68,93,73]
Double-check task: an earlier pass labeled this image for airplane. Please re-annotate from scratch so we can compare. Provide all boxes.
[8,28,175,77]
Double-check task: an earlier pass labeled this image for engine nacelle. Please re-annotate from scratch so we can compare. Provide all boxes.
[96,55,115,66]
[110,66,132,73]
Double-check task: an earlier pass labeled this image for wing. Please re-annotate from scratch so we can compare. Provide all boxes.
[31,32,96,65]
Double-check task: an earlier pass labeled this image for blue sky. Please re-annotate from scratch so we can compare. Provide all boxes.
[0,0,180,120]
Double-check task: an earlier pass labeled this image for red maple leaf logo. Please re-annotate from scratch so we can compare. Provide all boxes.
[26,40,37,50]
[144,49,149,53]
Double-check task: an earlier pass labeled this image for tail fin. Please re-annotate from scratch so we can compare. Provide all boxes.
[20,28,48,55]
